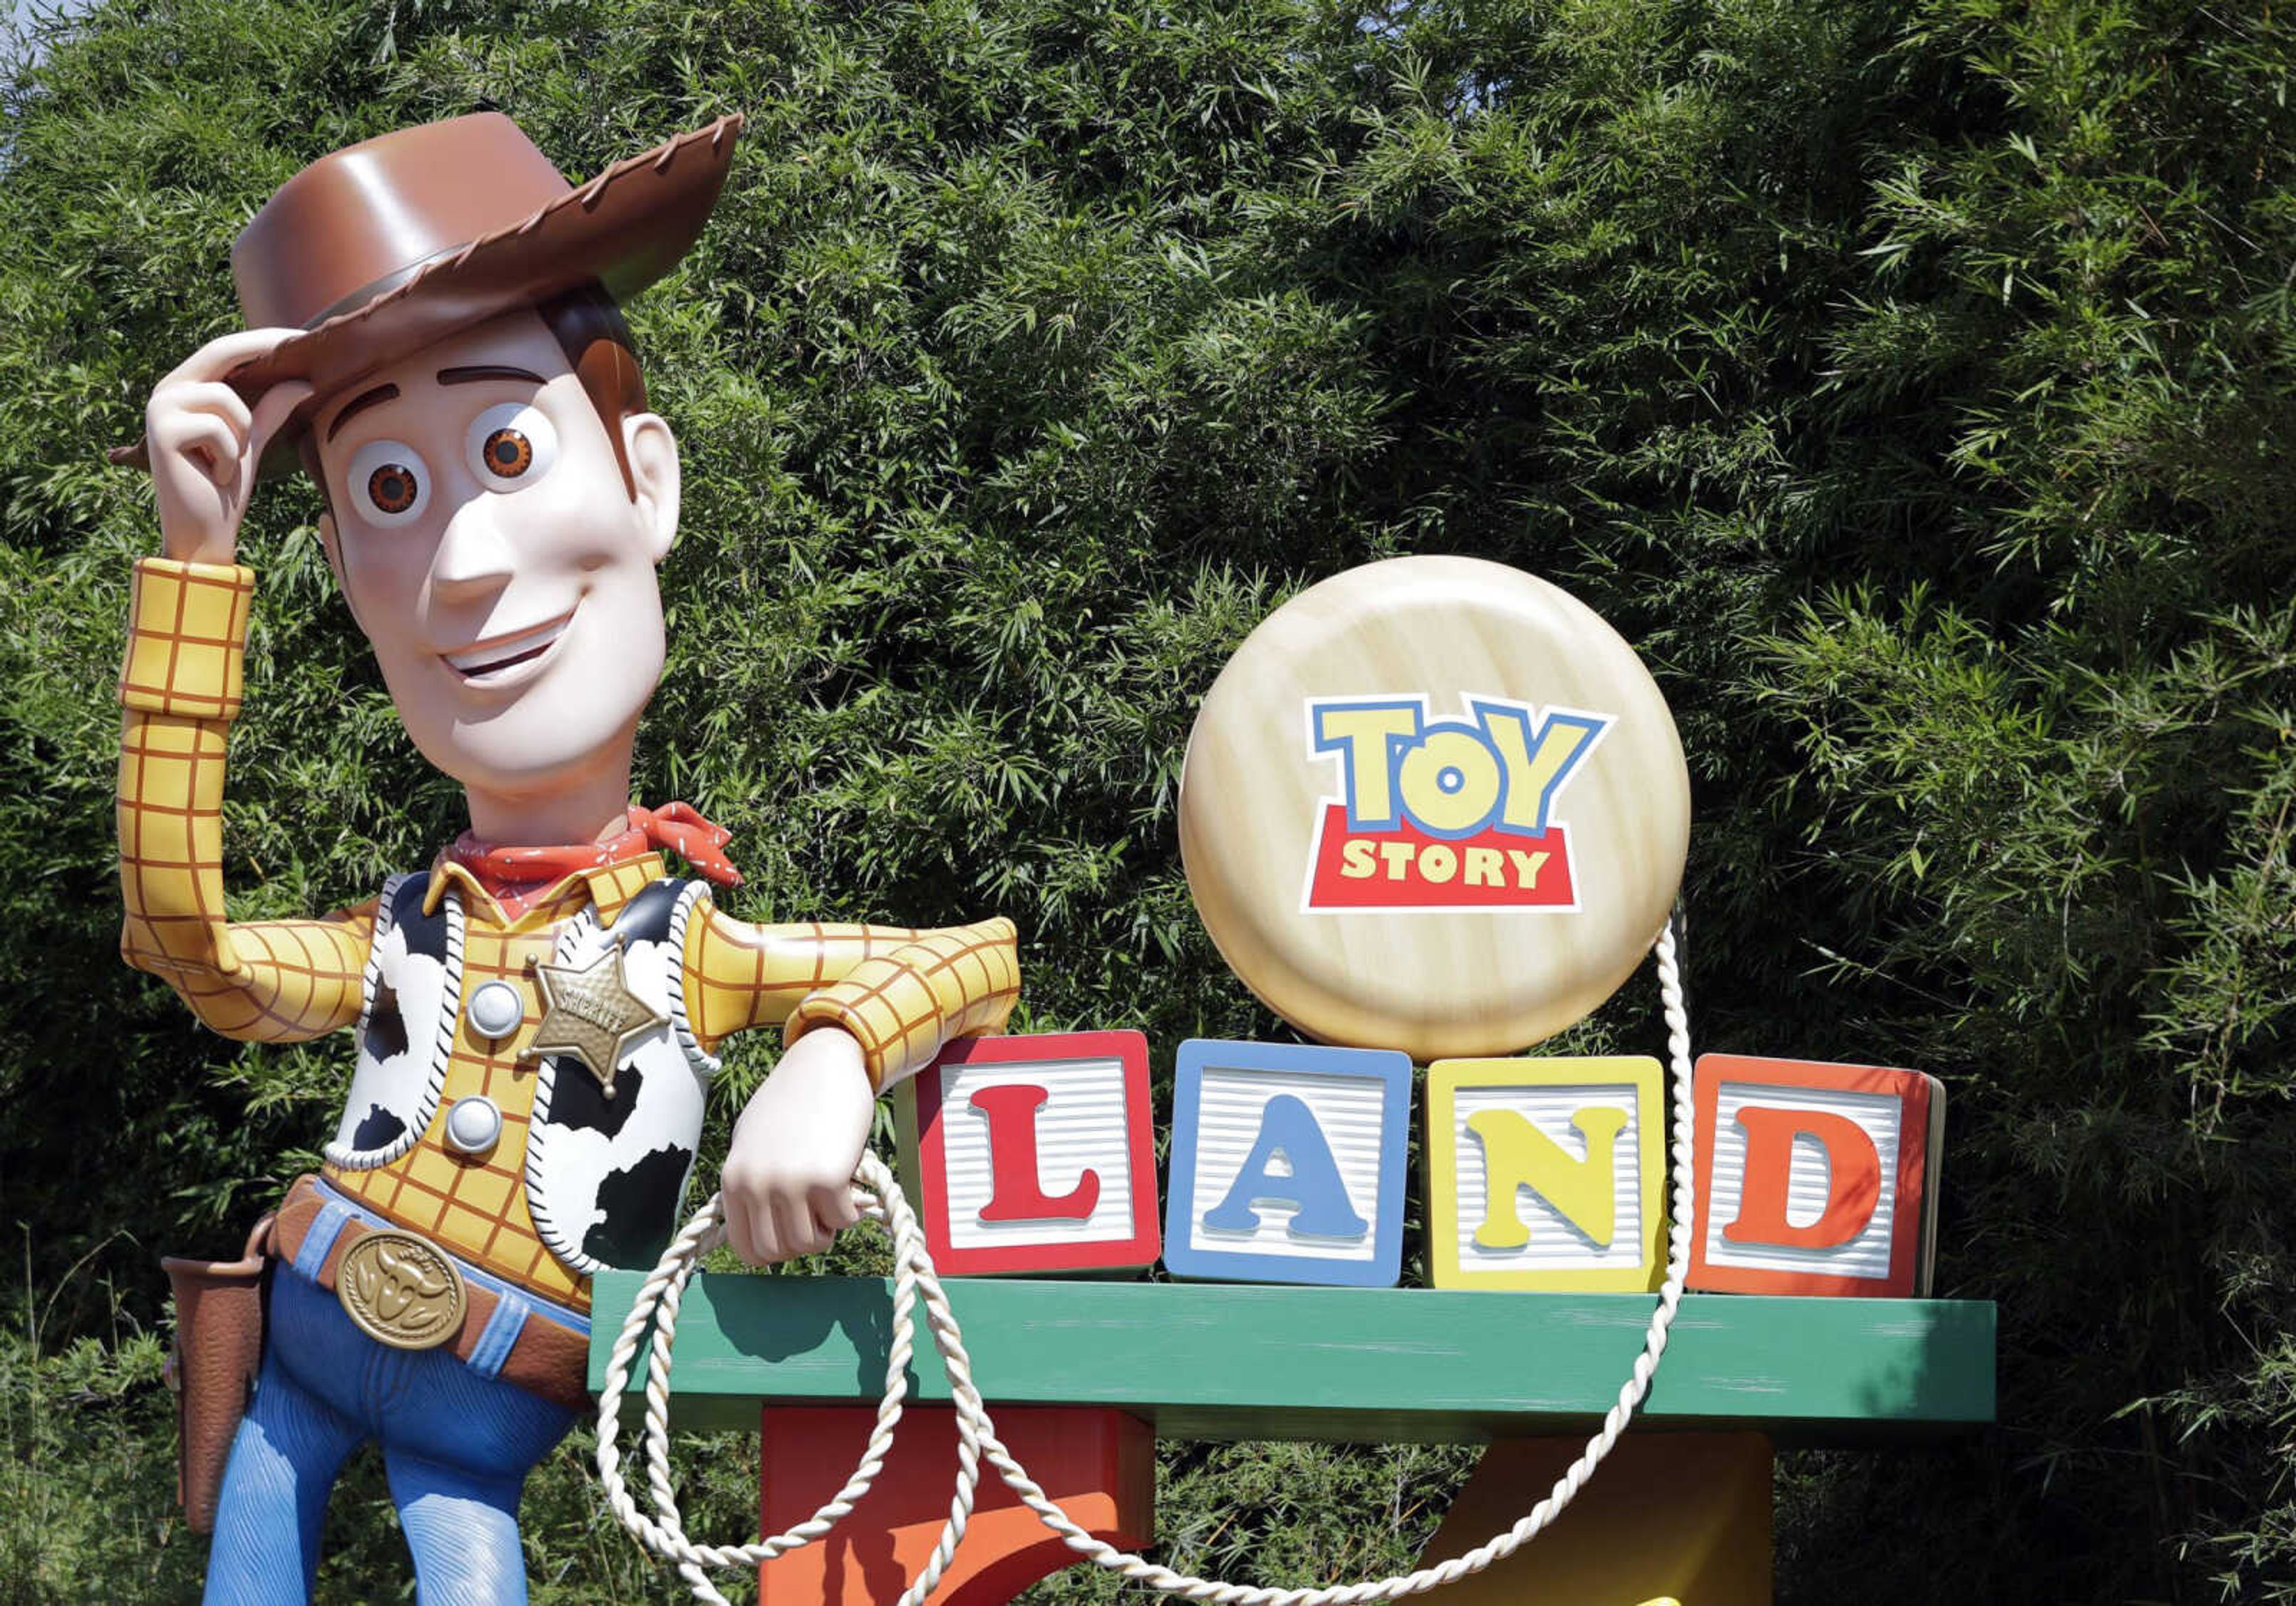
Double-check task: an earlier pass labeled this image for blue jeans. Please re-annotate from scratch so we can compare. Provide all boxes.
[202,1203,581,1605]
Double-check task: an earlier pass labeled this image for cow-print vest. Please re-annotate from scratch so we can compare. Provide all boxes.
[323,872,720,1275]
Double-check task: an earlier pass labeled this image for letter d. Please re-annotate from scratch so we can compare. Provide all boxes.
[1722,1107,1881,1248]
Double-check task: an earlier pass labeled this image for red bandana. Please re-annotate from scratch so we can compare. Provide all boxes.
[450,801,743,917]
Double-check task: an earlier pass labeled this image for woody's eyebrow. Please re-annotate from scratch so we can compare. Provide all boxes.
[323,383,400,441]
[438,365,546,387]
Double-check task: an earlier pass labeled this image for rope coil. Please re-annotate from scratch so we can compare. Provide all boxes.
[598,922,1699,1605]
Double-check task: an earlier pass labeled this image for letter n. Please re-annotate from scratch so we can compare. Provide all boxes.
[1466,1106,1629,1250]
[1425,1057,1664,1291]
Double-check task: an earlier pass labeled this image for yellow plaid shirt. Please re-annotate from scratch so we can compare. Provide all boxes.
[118,557,1020,1309]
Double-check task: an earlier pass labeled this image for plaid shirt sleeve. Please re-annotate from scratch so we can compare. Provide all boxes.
[117,557,374,1042]
[682,903,1021,1091]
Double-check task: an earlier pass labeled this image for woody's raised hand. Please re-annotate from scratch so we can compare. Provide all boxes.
[145,328,313,566]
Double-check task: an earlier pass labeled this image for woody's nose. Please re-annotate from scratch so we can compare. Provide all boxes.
[429,497,515,600]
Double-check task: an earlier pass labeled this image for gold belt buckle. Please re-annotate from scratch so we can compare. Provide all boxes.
[335,1228,467,1351]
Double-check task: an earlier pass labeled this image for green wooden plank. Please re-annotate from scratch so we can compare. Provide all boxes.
[589,1274,1994,1446]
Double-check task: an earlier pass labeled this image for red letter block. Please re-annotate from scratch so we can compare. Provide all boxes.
[895,1031,1159,1275]
[1688,1054,1944,1297]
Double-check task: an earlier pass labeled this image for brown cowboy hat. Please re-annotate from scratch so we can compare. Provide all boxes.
[114,109,743,472]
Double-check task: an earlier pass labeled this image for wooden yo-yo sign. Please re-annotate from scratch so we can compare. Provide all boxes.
[1180,556,1689,1061]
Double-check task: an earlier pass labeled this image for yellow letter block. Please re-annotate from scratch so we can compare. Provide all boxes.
[1427,1056,1665,1291]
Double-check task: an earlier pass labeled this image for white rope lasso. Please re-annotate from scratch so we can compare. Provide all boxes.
[599,921,1699,1605]
[594,1150,983,1606]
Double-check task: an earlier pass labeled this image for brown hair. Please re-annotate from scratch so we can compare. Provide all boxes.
[537,283,647,499]
[297,281,648,505]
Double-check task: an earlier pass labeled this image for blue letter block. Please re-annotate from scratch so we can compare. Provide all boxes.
[1164,1039,1411,1287]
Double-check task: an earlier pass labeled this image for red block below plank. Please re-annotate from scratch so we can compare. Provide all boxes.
[759,1405,1155,1606]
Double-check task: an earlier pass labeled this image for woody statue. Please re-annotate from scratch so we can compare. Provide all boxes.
[115,112,1019,1602]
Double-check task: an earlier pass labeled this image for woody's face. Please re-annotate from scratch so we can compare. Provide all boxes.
[312,309,679,807]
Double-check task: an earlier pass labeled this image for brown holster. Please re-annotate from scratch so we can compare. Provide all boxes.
[161,1213,274,1535]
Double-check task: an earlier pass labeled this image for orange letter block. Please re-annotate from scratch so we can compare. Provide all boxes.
[1689,1054,1944,1297]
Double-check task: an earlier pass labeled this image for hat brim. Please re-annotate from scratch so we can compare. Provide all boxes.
[113,112,742,477]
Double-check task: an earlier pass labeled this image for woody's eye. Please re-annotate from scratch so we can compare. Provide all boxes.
[346,439,430,525]
[481,428,532,478]
[466,402,557,489]
[370,465,419,511]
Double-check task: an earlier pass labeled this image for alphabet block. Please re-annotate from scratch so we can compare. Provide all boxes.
[1425,1056,1666,1292]
[896,1031,1159,1275]
[1688,1054,1944,1298]
[1162,1039,1410,1287]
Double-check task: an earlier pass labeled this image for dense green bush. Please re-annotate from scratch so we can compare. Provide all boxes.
[4,0,2293,1599]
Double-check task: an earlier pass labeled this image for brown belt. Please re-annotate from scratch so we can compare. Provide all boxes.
[271,1176,591,1412]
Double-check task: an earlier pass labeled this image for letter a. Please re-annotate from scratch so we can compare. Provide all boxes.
[970,1083,1100,1222]
[1466,1106,1629,1250]
[1202,1094,1369,1240]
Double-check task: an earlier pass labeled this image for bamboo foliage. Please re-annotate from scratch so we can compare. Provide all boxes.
[3,0,2294,1599]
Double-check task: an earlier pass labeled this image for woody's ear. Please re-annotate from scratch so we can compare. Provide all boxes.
[622,413,679,563]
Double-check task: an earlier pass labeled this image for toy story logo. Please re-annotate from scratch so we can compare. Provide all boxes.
[1301,695,1612,913]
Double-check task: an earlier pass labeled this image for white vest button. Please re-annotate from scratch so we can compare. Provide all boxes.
[465,980,524,1040]
[444,1095,503,1155]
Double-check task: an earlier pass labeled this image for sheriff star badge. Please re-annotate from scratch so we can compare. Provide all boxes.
[527,942,667,1098]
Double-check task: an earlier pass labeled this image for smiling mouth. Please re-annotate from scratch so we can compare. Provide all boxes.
[442,609,576,682]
